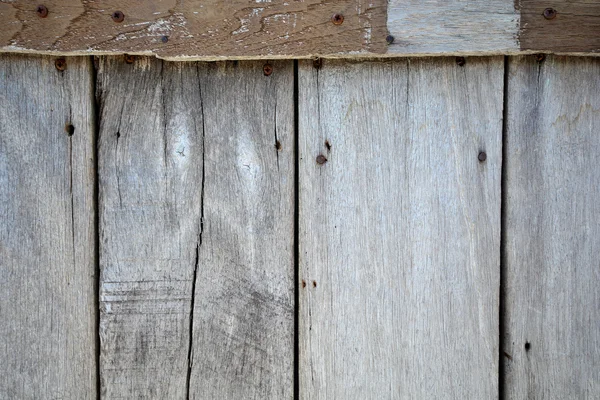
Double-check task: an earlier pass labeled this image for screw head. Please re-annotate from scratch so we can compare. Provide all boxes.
[386,35,395,45]
[331,13,344,25]
[125,54,135,64]
[161,35,169,43]
[456,57,466,67]
[478,151,487,162]
[263,63,273,76]
[543,8,557,20]
[112,11,124,23]
[55,58,66,71]
[316,154,328,165]
[36,5,48,18]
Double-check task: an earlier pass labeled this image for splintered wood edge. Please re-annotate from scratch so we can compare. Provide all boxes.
[1,0,599,60]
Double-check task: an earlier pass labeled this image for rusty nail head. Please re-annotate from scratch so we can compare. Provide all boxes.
[112,11,124,23]
[316,154,327,165]
[478,151,487,162]
[263,63,273,76]
[125,54,135,64]
[36,5,48,18]
[161,36,169,43]
[536,53,546,62]
[456,57,466,66]
[55,58,66,71]
[386,35,395,45]
[543,8,557,20]
[331,13,344,25]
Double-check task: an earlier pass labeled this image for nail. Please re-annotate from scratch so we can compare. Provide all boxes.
[161,36,169,43]
[313,58,322,69]
[536,54,546,63]
[263,63,273,76]
[55,58,66,71]
[543,8,557,20]
[478,151,487,162]
[125,54,135,64]
[331,13,344,25]
[456,57,466,67]
[386,35,395,45]
[316,155,327,165]
[36,5,48,18]
[112,11,125,23]
[65,124,75,136]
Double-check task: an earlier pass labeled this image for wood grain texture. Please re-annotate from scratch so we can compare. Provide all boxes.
[519,0,600,52]
[387,0,519,54]
[98,57,294,399]
[298,57,503,399]
[504,55,600,398]
[0,55,97,398]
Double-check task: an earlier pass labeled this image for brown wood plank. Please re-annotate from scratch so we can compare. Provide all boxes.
[1,0,599,57]
[0,54,97,398]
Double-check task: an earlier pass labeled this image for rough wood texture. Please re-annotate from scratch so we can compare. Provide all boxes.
[298,57,503,399]
[0,55,97,398]
[519,0,600,52]
[98,57,294,399]
[387,0,519,54]
[504,55,600,398]
[1,0,599,58]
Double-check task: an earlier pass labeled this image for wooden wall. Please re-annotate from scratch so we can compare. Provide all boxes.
[0,54,599,399]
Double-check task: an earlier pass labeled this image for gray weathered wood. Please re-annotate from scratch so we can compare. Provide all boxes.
[298,57,503,399]
[504,55,600,398]
[98,57,294,399]
[0,55,97,398]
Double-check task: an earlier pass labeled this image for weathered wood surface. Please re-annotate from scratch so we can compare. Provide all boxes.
[298,57,503,398]
[504,55,600,398]
[98,57,294,399]
[1,0,599,58]
[0,55,97,398]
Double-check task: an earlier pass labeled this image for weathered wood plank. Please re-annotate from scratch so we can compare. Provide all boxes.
[298,57,503,398]
[98,57,294,398]
[0,55,97,398]
[0,0,599,58]
[504,55,600,398]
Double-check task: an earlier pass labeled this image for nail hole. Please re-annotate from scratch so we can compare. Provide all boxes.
[312,281,317,288]
[316,154,327,165]
[55,58,66,71]
[125,54,135,64]
[331,13,344,25]
[263,63,273,76]
[478,151,487,162]
[301,280,306,288]
[161,36,169,43]
[456,57,466,67]
[525,342,531,351]
[325,140,331,151]
[275,140,282,151]
[65,124,75,136]
[313,58,322,69]
[535,54,546,63]
[36,5,48,18]
[116,131,121,138]
[111,11,124,23]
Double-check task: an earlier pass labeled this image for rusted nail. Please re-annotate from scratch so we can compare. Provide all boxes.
[543,8,557,20]
[161,36,169,43]
[55,58,66,71]
[65,124,75,136]
[112,11,125,23]
[386,35,395,45]
[478,151,487,162]
[316,154,327,165]
[331,13,344,25]
[36,5,48,18]
[535,53,546,63]
[313,58,322,70]
[124,54,135,64]
[456,57,466,67]
[312,280,317,288]
[301,280,306,288]
[263,63,273,76]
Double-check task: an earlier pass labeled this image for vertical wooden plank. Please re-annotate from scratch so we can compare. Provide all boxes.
[0,55,97,398]
[187,61,295,399]
[98,58,294,398]
[504,56,600,398]
[299,57,503,398]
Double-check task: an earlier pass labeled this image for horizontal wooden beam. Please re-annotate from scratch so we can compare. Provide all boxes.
[0,0,598,59]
